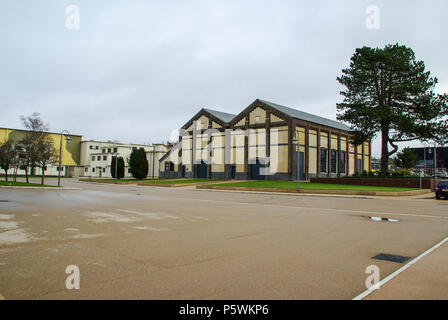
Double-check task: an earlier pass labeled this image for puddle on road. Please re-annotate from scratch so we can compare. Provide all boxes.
[0,228,34,245]
[132,226,168,231]
[83,211,140,223]
[116,209,179,220]
[369,216,399,222]
[0,214,14,220]
[0,221,20,230]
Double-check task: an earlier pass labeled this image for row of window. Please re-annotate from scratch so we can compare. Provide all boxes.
[320,149,347,174]
[92,155,109,161]
[84,167,132,173]
[102,148,118,154]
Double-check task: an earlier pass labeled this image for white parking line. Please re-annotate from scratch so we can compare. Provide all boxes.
[353,236,448,300]
[171,195,448,220]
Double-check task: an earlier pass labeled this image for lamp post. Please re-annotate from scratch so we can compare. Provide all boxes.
[292,136,300,193]
[58,130,71,187]
[434,144,437,187]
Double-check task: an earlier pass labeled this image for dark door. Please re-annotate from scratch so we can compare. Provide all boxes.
[250,159,265,180]
[197,161,208,178]
[181,165,186,178]
[356,159,362,173]
[231,165,236,179]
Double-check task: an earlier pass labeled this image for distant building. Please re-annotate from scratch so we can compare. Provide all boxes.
[79,141,168,178]
[0,127,82,177]
[411,147,448,173]
[0,127,168,178]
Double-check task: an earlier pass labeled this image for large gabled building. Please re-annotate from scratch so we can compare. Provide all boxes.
[159,99,371,180]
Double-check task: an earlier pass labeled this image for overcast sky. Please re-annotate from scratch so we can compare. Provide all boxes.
[1,0,447,157]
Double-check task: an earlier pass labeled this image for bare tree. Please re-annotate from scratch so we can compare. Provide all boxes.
[0,141,15,181]
[35,136,56,185]
[20,113,52,183]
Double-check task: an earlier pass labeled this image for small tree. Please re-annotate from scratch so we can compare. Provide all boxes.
[20,113,50,183]
[393,147,419,170]
[111,156,125,179]
[128,148,148,180]
[35,136,56,185]
[0,141,15,181]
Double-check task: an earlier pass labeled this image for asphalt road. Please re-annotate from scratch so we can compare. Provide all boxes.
[0,179,447,299]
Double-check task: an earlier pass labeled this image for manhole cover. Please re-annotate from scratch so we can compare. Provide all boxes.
[372,253,410,263]
[0,200,9,202]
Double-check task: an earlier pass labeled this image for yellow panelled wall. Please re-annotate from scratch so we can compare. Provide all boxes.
[0,128,81,166]
[249,107,266,125]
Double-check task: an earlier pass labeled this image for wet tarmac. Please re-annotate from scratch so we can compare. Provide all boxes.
[0,179,447,299]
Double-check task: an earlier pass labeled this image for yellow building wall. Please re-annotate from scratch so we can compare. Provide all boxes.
[249,107,267,125]
[0,128,81,166]
[270,114,284,123]
[309,147,317,174]
[349,153,355,175]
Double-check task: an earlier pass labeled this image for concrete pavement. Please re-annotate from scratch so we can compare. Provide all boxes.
[0,179,447,299]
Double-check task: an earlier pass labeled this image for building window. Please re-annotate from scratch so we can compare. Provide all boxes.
[102,149,106,154]
[102,168,106,173]
[89,145,93,150]
[95,146,99,150]
[96,156,100,161]
[92,156,95,161]
[107,148,111,153]
[103,156,107,161]
[92,168,95,172]
[113,148,118,153]
[165,162,175,171]
[84,168,88,172]
[331,150,337,173]
[320,148,327,173]
[340,151,346,174]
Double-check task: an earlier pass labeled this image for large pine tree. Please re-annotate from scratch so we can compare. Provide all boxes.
[337,44,448,173]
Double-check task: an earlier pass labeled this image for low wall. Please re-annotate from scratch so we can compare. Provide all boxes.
[310,177,435,190]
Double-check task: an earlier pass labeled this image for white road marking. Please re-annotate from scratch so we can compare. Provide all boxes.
[353,236,448,300]
[167,195,448,220]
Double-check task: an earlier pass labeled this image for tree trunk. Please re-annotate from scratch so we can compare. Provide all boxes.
[4,169,8,181]
[380,127,389,174]
[41,166,45,185]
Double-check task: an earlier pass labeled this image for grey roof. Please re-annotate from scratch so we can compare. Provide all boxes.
[203,108,236,123]
[259,99,352,131]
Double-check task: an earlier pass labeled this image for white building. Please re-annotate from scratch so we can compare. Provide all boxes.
[79,141,168,178]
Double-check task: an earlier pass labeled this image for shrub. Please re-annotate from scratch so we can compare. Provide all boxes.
[111,156,125,179]
[129,148,148,180]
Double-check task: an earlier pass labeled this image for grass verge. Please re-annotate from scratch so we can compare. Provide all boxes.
[211,181,420,192]
[0,181,57,187]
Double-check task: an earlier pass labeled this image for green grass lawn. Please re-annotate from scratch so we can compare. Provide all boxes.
[84,178,160,182]
[212,180,420,192]
[144,179,227,184]
[0,180,57,187]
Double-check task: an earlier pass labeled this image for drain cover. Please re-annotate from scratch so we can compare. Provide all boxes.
[0,200,9,202]
[372,253,410,263]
